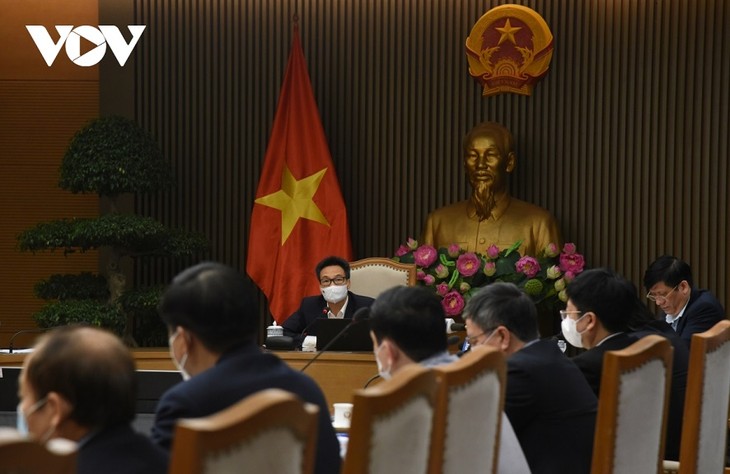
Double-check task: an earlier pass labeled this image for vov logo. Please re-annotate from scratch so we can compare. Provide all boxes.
[26,25,146,67]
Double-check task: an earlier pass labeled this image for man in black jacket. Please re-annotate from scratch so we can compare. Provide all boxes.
[282,255,374,347]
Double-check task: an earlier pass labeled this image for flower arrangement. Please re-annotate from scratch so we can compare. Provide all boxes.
[394,239,586,317]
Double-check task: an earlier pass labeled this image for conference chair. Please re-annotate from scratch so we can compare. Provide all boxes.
[0,429,77,474]
[341,364,438,474]
[662,319,730,474]
[428,346,506,474]
[591,334,674,474]
[349,257,416,298]
[168,389,319,474]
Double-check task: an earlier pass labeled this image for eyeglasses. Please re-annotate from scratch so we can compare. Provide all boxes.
[466,328,495,346]
[320,276,347,286]
[559,310,584,320]
[646,285,678,303]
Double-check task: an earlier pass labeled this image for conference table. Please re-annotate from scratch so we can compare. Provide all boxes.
[0,348,379,413]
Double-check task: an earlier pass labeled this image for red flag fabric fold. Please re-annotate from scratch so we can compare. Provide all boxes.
[247,25,353,323]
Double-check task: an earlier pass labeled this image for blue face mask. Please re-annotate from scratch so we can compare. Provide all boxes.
[16,397,47,436]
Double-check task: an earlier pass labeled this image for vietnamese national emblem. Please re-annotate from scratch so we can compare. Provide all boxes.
[465,4,553,97]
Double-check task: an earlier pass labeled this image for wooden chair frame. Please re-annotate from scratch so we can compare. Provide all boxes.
[665,319,730,474]
[0,432,77,474]
[342,364,438,474]
[592,335,674,474]
[348,257,417,298]
[429,346,506,474]
[169,389,319,474]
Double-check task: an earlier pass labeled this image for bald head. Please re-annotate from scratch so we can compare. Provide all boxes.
[24,326,136,430]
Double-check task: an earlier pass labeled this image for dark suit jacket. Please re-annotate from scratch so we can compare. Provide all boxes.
[151,344,341,474]
[78,424,168,474]
[571,332,638,395]
[282,292,375,346]
[671,288,725,348]
[505,339,597,474]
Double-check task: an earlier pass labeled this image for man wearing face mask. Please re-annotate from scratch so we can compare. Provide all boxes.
[564,267,689,461]
[282,255,375,347]
[18,326,168,474]
[369,285,532,474]
[152,262,341,474]
[463,282,597,474]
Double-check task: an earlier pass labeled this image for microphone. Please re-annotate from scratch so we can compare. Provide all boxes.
[8,328,49,353]
[300,307,370,373]
[445,318,466,333]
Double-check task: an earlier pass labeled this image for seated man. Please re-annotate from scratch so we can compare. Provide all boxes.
[282,255,374,346]
[564,267,688,460]
[421,121,560,257]
[18,326,168,474]
[369,285,531,474]
[463,282,597,474]
[643,255,725,347]
[152,262,341,474]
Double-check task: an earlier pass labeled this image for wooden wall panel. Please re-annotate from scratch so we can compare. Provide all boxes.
[126,0,729,318]
[0,1,100,346]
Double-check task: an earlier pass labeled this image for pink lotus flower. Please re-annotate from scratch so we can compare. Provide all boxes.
[559,252,585,274]
[406,237,419,250]
[544,243,560,258]
[413,245,438,267]
[487,244,500,259]
[434,264,449,279]
[436,282,450,296]
[447,244,461,258]
[423,274,435,285]
[516,256,540,278]
[483,261,496,277]
[395,245,410,257]
[417,270,427,281]
[442,291,465,316]
[562,242,577,255]
[456,253,480,277]
[563,270,576,283]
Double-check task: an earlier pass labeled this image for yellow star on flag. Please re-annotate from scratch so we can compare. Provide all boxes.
[496,19,521,45]
[255,165,330,244]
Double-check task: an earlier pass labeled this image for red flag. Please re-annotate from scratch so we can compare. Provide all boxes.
[247,24,353,324]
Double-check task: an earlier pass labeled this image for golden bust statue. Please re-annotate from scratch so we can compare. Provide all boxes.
[421,121,561,257]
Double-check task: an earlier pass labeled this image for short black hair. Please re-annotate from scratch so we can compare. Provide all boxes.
[369,286,447,362]
[159,262,259,352]
[25,326,136,430]
[315,256,350,279]
[566,268,646,333]
[463,282,539,342]
[643,255,694,290]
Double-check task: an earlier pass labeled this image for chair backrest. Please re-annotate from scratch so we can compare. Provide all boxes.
[429,346,506,474]
[349,257,417,298]
[0,429,77,474]
[592,335,674,474]
[168,389,319,474]
[676,319,730,474]
[342,364,438,474]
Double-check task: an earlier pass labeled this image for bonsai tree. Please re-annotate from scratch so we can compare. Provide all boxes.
[18,116,207,345]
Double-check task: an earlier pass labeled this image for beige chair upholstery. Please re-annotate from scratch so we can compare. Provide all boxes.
[0,429,77,474]
[429,346,507,474]
[592,335,674,474]
[662,319,730,474]
[168,389,319,474]
[342,364,438,474]
[349,257,417,298]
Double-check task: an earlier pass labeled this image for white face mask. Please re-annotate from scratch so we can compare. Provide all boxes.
[16,397,46,437]
[169,330,190,381]
[321,284,348,304]
[374,343,392,380]
[561,313,588,349]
